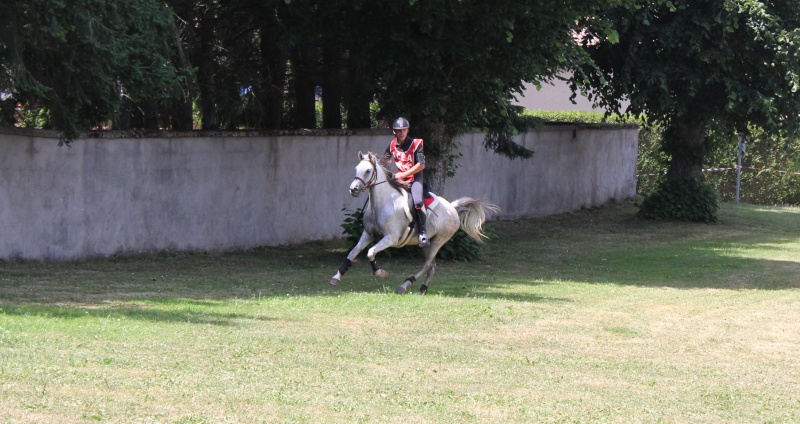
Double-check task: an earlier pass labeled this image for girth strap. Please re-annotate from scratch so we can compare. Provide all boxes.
[400,189,413,222]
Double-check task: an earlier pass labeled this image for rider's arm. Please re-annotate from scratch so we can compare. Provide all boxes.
[396,162,425,180]
[379,146,392,166]
[396,143,426,180]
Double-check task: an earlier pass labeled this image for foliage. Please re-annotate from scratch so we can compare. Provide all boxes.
[480,109,541,160]
[435,225,494,262]
[575,1,800,137]
[698,129,800,205]
[0,0,185,142]
[637,178,719,223]
[523,110,629,124]
[366,0,608,165]
[340,207,488,262]
[636,123,800,206]
[573,0,800,221]
[14,106,50,130]
[340,207,368,251]
[1,0,616,167]
[634,124,669,196]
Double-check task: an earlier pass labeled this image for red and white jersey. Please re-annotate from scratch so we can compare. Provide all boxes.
[389,137,424,185]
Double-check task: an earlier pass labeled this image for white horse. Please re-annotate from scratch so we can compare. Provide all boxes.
[329,151,498,294]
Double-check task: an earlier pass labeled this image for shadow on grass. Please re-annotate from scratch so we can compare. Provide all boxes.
[0,203,797,313]
[0,300,275,326]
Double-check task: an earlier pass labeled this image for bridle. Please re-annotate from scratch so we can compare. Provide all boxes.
[353,157,385,191]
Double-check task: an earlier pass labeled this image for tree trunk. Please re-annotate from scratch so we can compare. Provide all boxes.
[114,84,131,131]
[322,45,342,129]
[290,46,318,129]
[663,121,706,182]
[417,119,454,196]
[196,8,218,130]
[258,10,286,129]
[145,100,160,131]
[344,51,372,129]
[169,97,194,131]
[167,0,196,131]
[639,118,719,222]
[425,155,449,196]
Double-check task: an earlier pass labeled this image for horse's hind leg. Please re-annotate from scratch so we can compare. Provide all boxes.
[397,261,437,294]
[419,260,436,294]
[395,237,448,294]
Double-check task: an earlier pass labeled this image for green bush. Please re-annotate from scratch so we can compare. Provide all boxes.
[436,225,494,262]
[339,207,490,262]
[638,178,720,223]
[340,207,368,250]
[523,110,627,124]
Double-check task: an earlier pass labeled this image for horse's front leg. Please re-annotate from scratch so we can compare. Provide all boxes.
[329,231,373,286]
[367,234,398,279]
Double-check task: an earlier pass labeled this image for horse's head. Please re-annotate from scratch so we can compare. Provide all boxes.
[350,152,378,197]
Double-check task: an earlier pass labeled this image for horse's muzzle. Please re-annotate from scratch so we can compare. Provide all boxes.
[349,178,364,196]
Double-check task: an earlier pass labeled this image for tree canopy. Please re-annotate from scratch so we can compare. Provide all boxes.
[572,0,800,220]
[1,1,614,190]
[335,0,608,189]
[0,0,186,142]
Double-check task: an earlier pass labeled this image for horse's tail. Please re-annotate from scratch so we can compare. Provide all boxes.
[449,197,500,243]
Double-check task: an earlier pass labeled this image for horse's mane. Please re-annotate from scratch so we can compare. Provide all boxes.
[368,152,409,192]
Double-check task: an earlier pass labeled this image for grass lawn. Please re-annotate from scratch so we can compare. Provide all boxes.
[1,201,799,423]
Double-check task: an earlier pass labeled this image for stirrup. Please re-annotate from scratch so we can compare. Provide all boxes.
[418,232,430,247]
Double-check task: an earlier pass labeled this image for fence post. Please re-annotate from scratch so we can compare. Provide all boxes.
[736,134,746,203]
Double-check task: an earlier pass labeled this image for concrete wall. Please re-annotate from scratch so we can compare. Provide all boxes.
[0,125,637,260]
[448,125,639,219]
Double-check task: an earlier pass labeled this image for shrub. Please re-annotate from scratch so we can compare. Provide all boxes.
[638,178,719,223]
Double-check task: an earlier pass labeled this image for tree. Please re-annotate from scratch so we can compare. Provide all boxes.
[572,0,800,221]
[0,0,186,142]
[345,0,606,194]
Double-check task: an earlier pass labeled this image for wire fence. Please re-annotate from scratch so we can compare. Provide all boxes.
[637,165,800,206]
[638,166,800,178]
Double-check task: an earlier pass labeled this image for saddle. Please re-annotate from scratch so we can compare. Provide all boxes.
[398,189,438,221]
[395,190,438,246]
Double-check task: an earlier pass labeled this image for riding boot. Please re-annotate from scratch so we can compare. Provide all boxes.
[415,208,430,247]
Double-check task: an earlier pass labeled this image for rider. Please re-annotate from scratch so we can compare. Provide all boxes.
[380,117,432,247]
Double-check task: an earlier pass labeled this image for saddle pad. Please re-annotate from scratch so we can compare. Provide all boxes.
[425,193,440,210]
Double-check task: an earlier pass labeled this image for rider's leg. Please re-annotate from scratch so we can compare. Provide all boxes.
[411,176,430,247]
[414,208,429,247]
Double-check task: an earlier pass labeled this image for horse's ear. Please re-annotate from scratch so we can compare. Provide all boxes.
[358,151,364,160]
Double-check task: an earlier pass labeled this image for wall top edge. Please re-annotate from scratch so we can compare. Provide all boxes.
[0,123,638,140]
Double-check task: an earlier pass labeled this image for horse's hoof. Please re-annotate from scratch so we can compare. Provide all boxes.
[395,285,407,294]
[374,269,390,279]
[329,278,340,286]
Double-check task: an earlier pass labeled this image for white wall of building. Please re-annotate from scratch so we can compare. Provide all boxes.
[513,76,628,112]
